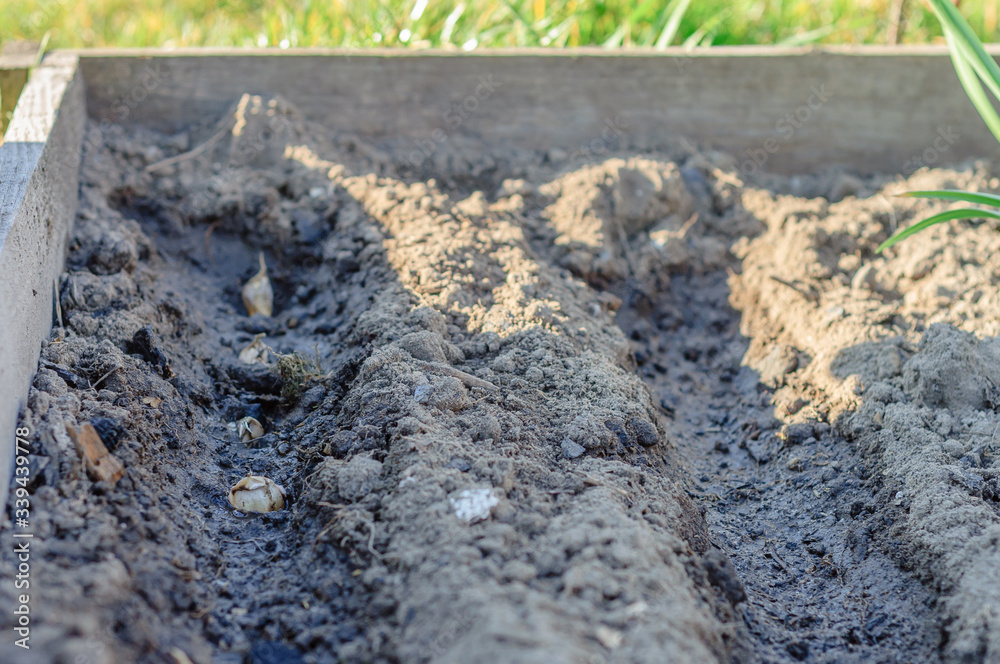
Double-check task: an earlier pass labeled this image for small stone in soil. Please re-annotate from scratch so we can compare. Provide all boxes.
[446,457,472,472]
[787,641,809,660]
[561,438,586,459]
[779,423,815,446]
[449,488,498,523]
[629,417,659,446]
[785,398,808,415]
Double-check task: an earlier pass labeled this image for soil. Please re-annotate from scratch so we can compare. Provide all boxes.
[3,92,1000,663]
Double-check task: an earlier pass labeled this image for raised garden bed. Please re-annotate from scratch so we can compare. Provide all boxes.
[2,47,1000,664]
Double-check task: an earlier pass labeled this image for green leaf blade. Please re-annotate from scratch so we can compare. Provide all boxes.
[945,30,1000,144]
[901,189,1000,207]
[928,0,1000,144]
[930,0,1000,85]
[877,207,1000,253]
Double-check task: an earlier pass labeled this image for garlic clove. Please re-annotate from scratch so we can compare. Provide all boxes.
[238,333,271,365]
[241,252,274,317]
[228,475,286,512]
[236,416,264,442]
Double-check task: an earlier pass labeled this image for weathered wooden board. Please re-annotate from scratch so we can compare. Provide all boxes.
[0,42,40,140]
[0,52,84,505]
[76,45,1000,176]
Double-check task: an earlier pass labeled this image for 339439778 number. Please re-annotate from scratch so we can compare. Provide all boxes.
[13,427,32,528]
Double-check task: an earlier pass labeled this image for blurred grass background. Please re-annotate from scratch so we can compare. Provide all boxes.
[4,0,1000,51]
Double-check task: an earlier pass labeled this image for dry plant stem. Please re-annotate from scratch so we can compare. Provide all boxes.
[767,275,819,302]
[414,361,498,391]
[66,423,124,485]
[615,217,639,278]
[674,213,700,239]
[91,364,120,389]
[887,0,908,44]
[221,538,268,553]
[314,503,382,559]
[204,220,221,263]
[53,277,64,339]
[358,516,382,560]
[144,122,232,173]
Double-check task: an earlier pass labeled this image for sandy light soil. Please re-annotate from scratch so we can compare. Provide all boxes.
[3,93,1000,664]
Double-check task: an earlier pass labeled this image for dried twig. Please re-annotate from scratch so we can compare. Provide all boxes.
[887,0,908,45]
[763,540,791,573]
[415,361,498,391]
[614,217,639,278]
[144,122,231,173]
[204,220,221,263]
[91,364,121,390]
[768,275,819,302]
[53,277,64,339]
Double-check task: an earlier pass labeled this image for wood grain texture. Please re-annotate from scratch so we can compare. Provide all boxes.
[0,52,84,506]
[76,45,1000,175]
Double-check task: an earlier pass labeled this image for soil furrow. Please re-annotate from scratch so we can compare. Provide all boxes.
[7,89,1000,664]
[616,269,942,663]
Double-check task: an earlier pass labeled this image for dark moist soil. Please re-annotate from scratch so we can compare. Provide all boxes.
[4,92,1000,664]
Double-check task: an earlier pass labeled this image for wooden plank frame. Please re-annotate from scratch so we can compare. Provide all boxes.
[0,53,85,505]
[1,45,1000,507]
[76,45,1000,177]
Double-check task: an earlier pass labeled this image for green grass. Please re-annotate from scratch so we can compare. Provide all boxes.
[6,0,1000,50]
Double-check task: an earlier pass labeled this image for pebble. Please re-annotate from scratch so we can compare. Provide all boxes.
[561,438,586,459]
[446,457,472,472]
[785,398,808,415]
[414,384,433,404]
[629,417,659,447]
[786,640,810,661]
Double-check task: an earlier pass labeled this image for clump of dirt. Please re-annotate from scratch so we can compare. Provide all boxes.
[517,148,946,663]
[6,88,1000,664]
[730,160,1000,663]
[0,94,745,664]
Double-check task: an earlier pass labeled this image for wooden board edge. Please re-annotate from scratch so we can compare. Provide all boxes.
[0,54,85,510]
[65,44,1000,57]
